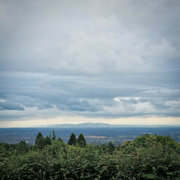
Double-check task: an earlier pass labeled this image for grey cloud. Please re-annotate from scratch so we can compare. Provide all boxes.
[0,100,24,111]
[0,1,180,122]
[0,71,180,114]
[99,97,180,117]
[0,0,180,75]
[66,99,92,112]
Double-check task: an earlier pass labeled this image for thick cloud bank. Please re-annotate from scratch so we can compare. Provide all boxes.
[0,0,180,126]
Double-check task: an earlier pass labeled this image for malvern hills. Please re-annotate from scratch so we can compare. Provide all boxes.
[40,122,178,128]
[45,122,112,128]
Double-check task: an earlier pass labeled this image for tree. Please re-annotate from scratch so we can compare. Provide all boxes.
[120,140,135,154]
[58,137,63,143]
[35,132,45,150]
[108,141,115,154]
[44,136,52,146]
[52,130,56,140]
[77,133,86,147]
[99,144,108,153]
[68,133,76,145]
[18,141,29,154]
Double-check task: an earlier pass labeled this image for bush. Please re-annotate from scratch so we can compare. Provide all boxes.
[0,134,180,179]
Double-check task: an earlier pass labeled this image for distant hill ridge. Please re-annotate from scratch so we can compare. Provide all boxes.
[40,123,179,128]
[46,122,112,128]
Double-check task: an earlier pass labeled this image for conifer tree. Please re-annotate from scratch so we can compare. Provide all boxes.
[52,129,56,140]
[35,132,45,150]
[44,136,52,146]
[77,133,86,147]
[68,133,76,145]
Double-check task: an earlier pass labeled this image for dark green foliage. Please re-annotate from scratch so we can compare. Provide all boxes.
[0,141,30,157]
[51,129,56,140]
[44,136,51,146]
[108,141,115,154]
[98,144,108,153]
[77,133,86,147]
[120,140,135,154]
[0,134,180,179]
[68,133,76,145]
[35,132,45,150]
[58,137,63,142]
[0,142,18,158]
[18,141,29,154]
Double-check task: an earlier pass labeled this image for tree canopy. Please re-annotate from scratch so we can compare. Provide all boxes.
[44,136,52,146]
[1,133,180,179]
[51,129,56,141]
[35,132,44,150]
[68,133,76,145]
[77,133,86,147]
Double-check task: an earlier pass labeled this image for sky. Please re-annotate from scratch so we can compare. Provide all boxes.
[0,0,180,127]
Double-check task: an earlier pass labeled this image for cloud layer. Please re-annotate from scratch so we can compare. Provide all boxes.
[0,0,180,126]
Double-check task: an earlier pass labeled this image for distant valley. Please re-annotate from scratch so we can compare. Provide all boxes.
[0,123,180,145]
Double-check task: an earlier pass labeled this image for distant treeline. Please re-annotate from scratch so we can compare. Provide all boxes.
[0,131,180,179]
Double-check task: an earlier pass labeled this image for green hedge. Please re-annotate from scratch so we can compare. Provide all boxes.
[0,135,180,180]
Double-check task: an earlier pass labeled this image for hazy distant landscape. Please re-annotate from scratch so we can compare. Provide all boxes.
[1,123,180,145]
[1,0,180,179]
[1,125,180,179]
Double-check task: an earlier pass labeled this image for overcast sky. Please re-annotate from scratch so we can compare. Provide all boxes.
[0,0,180,127]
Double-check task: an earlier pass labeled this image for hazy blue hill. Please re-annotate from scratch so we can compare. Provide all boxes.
[42,122,180,128]
[46,122,112,128]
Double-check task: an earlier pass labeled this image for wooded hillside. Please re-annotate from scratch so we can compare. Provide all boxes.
[0,132,180,179]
